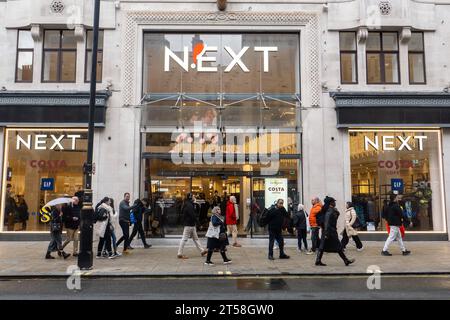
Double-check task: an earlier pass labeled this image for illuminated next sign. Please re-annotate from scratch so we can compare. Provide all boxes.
[364,135,427,151]
[16,134,81,151]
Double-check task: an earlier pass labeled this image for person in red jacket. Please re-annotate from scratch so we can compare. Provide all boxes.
[226,196,241,247]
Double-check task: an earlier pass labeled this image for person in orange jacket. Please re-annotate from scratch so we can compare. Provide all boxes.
[308,197,322,254]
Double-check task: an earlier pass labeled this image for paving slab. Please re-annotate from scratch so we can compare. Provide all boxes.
[0,238,449,277]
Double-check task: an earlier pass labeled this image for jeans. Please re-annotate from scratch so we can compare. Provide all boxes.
[383,226,406,252]
[311,227,321,252]
[177,226,204,256]
[297,228,308,250]
[62,228,79,254]
[116,220,130,250]
[111,229,117,253]
[268,229,285,257]
[47,231,63,253]
[341,229,363,249]
[98,224,112,255]
[130,220,148,246]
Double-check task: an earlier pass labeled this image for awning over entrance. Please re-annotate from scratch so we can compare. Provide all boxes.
[331,92,450,128]
[0,90,111,127]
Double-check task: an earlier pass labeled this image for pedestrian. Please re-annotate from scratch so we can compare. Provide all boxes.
[61,196,81,257]
[308,197,322,254]
[315,197,355,266]
[4,184,17,231]
[116,192,138,254]
[177,193,208,259]
[293,203,308,252]
[129,198,152,248]
[341,202,364,251]
[382,194,411,256]
[204,206,232,266]
[226,195,241,247]
[245,198,260,234]
[220,192,228,220]
[16,196,29,231]
[95,197,118,259]
[45,204,70,259]
[266,199,290,260]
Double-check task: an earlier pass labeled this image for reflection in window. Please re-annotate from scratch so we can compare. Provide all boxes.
[366,32,399,84]
[16,30,34,82]
[42,30,77,82]
[339,32,357,84]
[409,32,426,84]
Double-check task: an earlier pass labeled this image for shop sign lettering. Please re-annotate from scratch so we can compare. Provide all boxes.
[16,134,81,151]
[164,45,278,73]
[30,160,67,170]
[378,160,415,170]
[364,136,427,151]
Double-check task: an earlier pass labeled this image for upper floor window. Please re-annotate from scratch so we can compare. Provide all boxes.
[339,32,358,84]
[85,30,104,83]
[409,32,426,84]
[366,32,400,84]
[15,30,34,82]
[42,30,77,82]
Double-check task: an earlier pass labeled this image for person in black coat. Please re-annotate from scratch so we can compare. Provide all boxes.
[45,204,70,260]
[204,206,231,265]
[293,203,308,252]
[266,199,290,260]
[61,196,81,256]
[382,194,411,256]
[315,197,355,266]
[129,198,151,248]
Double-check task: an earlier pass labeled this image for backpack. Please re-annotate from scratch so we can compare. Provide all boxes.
[94,207,108,222]
[258,208,270,227]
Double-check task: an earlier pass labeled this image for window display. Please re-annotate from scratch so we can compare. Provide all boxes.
[1,129,87,232]
[349,129,445,232]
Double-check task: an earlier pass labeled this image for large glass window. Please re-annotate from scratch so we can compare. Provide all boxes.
[42,30,77,82]
[349,130,445,232]
[142,33,300,129]
[1,129,87,232]
[339,32,357,84]
[15,30,34,82]
[366,32,400,84]
[85,30,104,82]
[408,32,426,84]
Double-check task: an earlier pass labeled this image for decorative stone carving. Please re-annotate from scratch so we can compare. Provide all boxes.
[357,27,369,44]
[50,0,65,14]
[122,11,321,108]
[31,24,42,42]
[74,25,85,42]
[378,1,392,16]
[400,27,412,44]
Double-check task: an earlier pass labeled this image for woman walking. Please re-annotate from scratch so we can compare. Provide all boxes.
[45,204,70,260]
[96,197,117,259]
[315,197,355,266]
[341,202,364,251]
[205,206,232,266]
[293,204,308,252]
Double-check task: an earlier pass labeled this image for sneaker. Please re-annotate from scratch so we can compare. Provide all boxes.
[402,250,411,256]
[279,254,290,259]
[381,250,392,256]
[144,244,152,249]
[177,254,189,259]
[306,250,314,255]
[204,261,215,266]
[223,259,232,265]
[357,247,364,252]
[114,252,122,257]
[345,258,355,266]
[108,253,117,259]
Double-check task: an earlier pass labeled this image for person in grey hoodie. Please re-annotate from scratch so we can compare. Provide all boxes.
[116,193,138,254]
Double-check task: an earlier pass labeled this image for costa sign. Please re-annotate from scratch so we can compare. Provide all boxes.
[364,135,427,151]
[16,134,81,151]
[164,44,278,73]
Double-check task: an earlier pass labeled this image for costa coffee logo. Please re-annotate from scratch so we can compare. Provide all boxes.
[16,134,81,151]
[378,160,415,170]
[164,44,278,73]
[30,160,67,170]
[364,135,427,151]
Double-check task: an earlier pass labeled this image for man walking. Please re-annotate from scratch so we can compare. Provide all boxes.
[267,199,290,260]
[116,193,138,253]
[177,193,208,259]
[382,194,411,256]
[226,196,241,247]
[129,198,151,249]
[308,197,322,255]
[61,196,81,256]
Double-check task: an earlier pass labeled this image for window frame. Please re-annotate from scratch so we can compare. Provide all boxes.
[366,31,401,85]
[339,31,358,84]
[84,29,104,83]
[15,30,34,83]
[408,32,427,85]
[41,30,77,83]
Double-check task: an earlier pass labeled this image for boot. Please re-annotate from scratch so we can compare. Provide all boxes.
[315,250,326,266]
[338,250,355,266]
[61,251,71,260]
[45,252,55,259]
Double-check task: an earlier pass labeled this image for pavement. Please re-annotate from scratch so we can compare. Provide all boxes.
[0,238,449,277]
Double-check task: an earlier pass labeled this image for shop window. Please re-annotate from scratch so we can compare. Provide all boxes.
[1,129,87,232]
[85,30,104,82]
[42,30,77,82]
[349,130,445,232]
[366,32,400,84]
[15,30,34,82]
[408,32,426,84]
[339,32,358,84]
